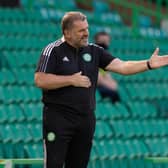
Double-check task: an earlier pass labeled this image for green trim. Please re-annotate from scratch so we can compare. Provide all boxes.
[12,158,43,164]
[0,159,43,168]
[145,157,168,163]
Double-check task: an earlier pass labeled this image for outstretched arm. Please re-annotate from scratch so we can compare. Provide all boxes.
[105,48,168,75]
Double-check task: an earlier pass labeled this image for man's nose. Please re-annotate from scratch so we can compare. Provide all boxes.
[84,29,89,36]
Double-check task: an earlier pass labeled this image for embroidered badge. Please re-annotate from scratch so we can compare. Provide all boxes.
[82,53,92,62]
[47,132,56,141]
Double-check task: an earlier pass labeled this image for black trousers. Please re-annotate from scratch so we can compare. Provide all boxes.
[43,105,96,168]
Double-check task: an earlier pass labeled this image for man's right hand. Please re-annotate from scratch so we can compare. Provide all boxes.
[71,71,91,88]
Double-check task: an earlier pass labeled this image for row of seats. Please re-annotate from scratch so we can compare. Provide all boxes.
[110,119,168,138]
[92,137,168,160]
[2,118,168,144]
[95,100,158,120]
[0,8,43,22]
[1,142,160,168]
[1,137,168,160]
[0,36,50,50]
[92,139,148,159]
[0,142,43,158]
[0,86,41,104]
[0,68,35,85]
[126,101,158,118]
[0,123,42,143]
[94,119,168,139]
[0,21,57,36]
[139,27,168,39]
[0,103,42,123]
[4,51,40,68]
[88,158,159,168]
[111,38,156,52]
[0,100,159,124]
[124,83,168,100]
[1,115,168,144]
[23,0,76,11]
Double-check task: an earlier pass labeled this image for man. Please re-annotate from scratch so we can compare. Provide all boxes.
[95,31,120,103]
[34,11,168,168]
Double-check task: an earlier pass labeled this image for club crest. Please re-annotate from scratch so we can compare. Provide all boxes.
[82,53,92,62]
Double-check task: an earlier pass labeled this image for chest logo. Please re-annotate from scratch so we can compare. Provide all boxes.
[62,56,69,62]
[47,132,56,142]
[82,53,92,62]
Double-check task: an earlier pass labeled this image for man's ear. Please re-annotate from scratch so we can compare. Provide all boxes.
[64,29,70,38]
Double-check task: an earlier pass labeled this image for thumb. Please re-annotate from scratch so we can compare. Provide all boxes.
[152,47,159,56]
[76,71,82,75]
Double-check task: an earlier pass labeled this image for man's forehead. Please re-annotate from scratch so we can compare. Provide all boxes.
[73,20,88,27]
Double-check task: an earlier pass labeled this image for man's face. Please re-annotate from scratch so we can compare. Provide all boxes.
[97,35,110,46]
[65,20,89,48]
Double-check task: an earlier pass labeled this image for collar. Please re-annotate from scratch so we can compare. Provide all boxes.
[64,41,84,53]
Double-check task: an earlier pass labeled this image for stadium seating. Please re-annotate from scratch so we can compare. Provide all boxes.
[0,1,168,168]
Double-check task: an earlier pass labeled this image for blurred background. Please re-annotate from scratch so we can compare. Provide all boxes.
[0,0,168,167]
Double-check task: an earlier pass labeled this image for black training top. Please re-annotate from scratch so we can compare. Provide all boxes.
[36,39,116,114]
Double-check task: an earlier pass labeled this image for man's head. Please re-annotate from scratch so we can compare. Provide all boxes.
[61,11,89,48]
[94,31,110,50]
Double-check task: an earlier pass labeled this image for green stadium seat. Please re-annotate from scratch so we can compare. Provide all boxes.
[96,90,102,102]
[125,139,149,158]
[0,124,14,143]
[90,143,99,161]
[109,140,126,159]
[56,0,76,10]
[0,8,22,22]
[1,142,25,158]
[89,145,101,168]
[110,120,127,138]
[13,68,35,85]
[14,143,25,158]
[10,124,32,143]
[96,101,129,120]
[6,104,25,123]
[127,101,158,119]
[22,102,42,122]
[127,158,146,168]
[117,85,130,103]
[2,142,25,158]
[93,0,110,13]
[0,144,4,157]
[0,68,16,85]
[12,124,33,143]
[28,86,42,102]
[94,120,113,139]
[16,86,41,103]
[1,86,25,104]
[2,143,15,158]
[145,138,168,156]
[0,123,33,144]
[0,105,8,123]
[95,140,109,159]
[115,102,130,119]
[28,123,42,142]
[24,143,43,158]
